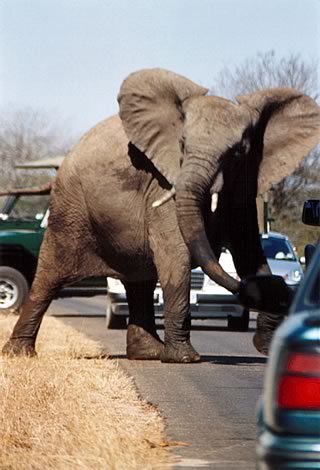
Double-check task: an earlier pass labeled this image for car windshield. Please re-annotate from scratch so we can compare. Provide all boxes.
[0,195,49,221]
[0,196,7,213]
[261,236,296,261]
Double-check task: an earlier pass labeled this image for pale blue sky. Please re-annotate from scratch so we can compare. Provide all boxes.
[1,0,319,134]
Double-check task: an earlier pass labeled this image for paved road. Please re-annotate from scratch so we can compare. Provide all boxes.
[48,296,267,470]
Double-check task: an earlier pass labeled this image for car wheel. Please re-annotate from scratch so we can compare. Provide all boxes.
[105,296,127,329]
[0,266,29,313]
[228,309,250,332]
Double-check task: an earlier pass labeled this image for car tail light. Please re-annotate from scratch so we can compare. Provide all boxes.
[287,353,320,373]
[277,352,320,410]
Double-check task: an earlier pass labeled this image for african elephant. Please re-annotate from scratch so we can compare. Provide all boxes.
[2,68,320,362]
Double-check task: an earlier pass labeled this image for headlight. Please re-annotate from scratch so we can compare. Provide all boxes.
[107,278,125,292]
[291,270,302,282]
[286,270,302,283]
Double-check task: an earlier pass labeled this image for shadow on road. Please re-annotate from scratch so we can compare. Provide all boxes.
[200,355,267,365]
[107,354,267,365]
[155,322,256,333]
[191,325,256,332]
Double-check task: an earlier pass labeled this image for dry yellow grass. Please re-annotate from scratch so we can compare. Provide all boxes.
[0,316,173,469]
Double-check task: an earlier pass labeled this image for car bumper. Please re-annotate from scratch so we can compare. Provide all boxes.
[107,292,244,318]
[286,283,300,292]
[257,428,320,470]
[190,293,243,318]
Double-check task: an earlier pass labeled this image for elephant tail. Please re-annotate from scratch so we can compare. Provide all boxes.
[0,180,53,196]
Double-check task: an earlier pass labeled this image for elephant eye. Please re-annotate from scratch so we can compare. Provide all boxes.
[233,138,250,159]
[232,142,243,159]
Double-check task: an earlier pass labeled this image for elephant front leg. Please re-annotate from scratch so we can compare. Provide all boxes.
[225,200,285,356]
[149,215,200,363]
[159,271,200,364]
[124,280,164,360]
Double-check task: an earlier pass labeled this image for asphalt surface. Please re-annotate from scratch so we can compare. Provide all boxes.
[48,296,267,470]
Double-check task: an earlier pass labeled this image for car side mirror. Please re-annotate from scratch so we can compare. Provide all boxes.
[239,275,293,314]
[302,200,320,226]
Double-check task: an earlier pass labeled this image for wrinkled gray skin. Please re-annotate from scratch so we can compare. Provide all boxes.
[3,69,320,362]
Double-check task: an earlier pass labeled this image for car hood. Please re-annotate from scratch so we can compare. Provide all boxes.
[267,258,303,276]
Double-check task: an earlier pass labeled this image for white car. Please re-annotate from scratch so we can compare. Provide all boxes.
[260,232,304,289]
[106,250,249,331]
[106,232,303,331]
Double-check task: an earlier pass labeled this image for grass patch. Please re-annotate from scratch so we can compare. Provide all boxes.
[0,316,173,469]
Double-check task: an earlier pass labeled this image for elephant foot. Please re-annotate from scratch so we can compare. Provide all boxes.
[2,338,37,357]
[253,312,284,356]
[252,333,270,356]
[160,340,201,363]
[126,324,164,360]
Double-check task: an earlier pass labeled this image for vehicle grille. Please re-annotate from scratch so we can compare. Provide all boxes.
[190,271,205,290]
[156,271,205,290]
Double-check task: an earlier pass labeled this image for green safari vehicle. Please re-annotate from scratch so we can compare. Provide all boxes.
[0,189,107,312]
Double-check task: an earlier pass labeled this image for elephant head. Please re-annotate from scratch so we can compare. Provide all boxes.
[118,68,320,293]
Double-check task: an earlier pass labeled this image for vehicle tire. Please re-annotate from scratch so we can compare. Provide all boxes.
[105,296,127,329]
[228,309,250,332]
[0,266,29,313]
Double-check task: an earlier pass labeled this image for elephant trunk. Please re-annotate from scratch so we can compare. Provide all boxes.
[176,156,240,294]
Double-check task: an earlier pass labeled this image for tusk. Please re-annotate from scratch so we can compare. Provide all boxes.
[211,193,218,212]
[152,187,176,208]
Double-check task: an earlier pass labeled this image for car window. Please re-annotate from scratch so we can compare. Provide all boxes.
[261,237,296,261]
[0,196,6,212]
[6,195,49,221]
[0,195,16,220]
[0,198,6,219]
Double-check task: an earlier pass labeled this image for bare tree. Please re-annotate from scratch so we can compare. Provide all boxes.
[211,50,319,101]
[0,108,75,186]
[211,51,320,252]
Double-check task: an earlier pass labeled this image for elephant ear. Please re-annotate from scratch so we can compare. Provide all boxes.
[118,68,208,183]
[236,88,320,194]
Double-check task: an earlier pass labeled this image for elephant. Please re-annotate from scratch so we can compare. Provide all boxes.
[2,68,320,363]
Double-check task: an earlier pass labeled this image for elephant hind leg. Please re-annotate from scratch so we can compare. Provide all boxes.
[2,294,57,356]
[1,262,66,356]
[124,280,164,360]
[2,230,106,357]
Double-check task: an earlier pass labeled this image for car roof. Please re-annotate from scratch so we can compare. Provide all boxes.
[260,231,289,241]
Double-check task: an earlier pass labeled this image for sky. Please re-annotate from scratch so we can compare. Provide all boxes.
[1,0,319,136]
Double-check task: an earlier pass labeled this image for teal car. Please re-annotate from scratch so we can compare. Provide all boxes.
[240,200,320,470]
[257,245,320,470]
